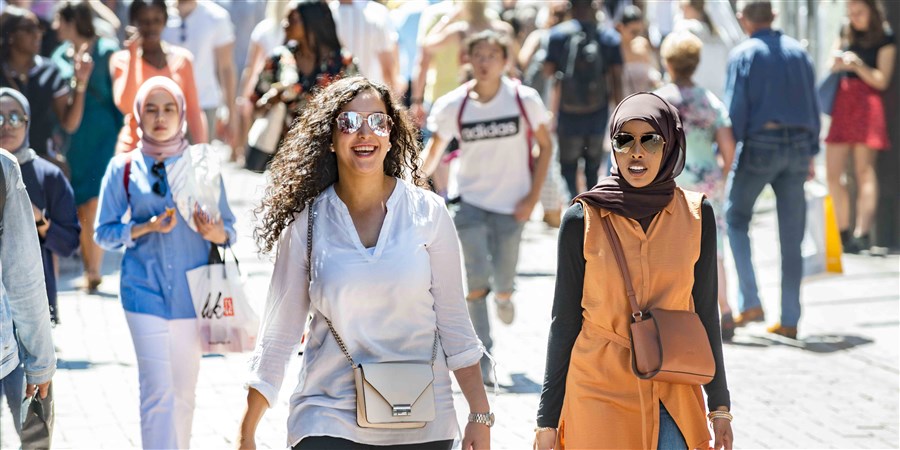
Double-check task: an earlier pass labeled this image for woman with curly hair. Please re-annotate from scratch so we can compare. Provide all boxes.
[238,77,492,450]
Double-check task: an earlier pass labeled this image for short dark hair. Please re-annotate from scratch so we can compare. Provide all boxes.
[129,0,168,25]
[465,30,511,60]
[738,1,775,24]
[619,5,643,26]
[58,0,96,39]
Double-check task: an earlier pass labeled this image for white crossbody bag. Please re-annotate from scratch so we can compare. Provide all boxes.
[306,205,438,428]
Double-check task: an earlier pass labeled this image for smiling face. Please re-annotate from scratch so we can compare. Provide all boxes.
[332,89,391,177]
[0,96,28,151]
[140,89,180,141]
[613,120,664,188]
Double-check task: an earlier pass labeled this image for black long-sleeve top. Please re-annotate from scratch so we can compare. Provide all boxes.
[536,200,730,428]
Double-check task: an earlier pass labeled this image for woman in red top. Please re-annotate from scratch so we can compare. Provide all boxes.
[824,0,896,254]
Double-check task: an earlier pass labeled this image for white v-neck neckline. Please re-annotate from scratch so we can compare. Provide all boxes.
[327,179,403,261]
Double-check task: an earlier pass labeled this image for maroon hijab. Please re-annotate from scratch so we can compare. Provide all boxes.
[575,92,686,226]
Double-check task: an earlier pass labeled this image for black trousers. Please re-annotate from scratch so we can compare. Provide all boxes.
[294,436,454,450]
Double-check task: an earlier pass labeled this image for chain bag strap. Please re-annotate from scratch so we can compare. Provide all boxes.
[305,202,438,428]
[599,210,715,385]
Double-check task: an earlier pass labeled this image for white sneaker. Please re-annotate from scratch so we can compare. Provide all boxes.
[496,298,515,325]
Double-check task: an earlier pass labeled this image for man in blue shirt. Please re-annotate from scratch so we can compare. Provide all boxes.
[544,0,623,199]
[724,1,819,340]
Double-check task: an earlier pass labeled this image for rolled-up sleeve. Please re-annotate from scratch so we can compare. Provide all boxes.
[428,203,483,371]
[94,156,136,250]
[246,212,310,407]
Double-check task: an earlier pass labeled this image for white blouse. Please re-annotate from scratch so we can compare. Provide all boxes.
[247,178,484,447]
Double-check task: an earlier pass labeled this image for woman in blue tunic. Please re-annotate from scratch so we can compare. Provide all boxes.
[94,76,236,449]
[52,0,123,291]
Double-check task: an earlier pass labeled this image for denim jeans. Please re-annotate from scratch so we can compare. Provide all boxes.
[558,134,607,199]
[0,359,25,437]
[725,129,813,327]
[658,402,688,450]
[452,201,525,378]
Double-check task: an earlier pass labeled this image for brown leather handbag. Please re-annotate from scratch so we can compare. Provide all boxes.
[601,216,715,385]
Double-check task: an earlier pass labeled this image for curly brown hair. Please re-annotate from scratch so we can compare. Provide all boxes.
[254,76,427,254]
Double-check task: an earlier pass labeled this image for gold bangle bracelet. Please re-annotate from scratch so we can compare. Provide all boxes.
[534,427,557,434]
[707,411,734,422]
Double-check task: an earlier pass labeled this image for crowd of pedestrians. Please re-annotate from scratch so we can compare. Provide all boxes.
[0,0,895,449]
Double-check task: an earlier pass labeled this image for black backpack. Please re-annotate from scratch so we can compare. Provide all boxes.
[558,22,608,114]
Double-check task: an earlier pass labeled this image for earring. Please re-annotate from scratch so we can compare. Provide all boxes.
[329,144,335,153]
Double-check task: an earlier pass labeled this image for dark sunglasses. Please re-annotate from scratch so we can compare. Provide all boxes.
[612,133,666,154]
[336,112,392,137]
[0,112,28,129]
[151,162,168,197]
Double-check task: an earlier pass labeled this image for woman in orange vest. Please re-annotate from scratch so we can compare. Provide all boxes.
[534,92,733,450]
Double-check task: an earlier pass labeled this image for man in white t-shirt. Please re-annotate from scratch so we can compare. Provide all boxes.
[329,0,401,95]
[163,0,236,145]
[423,30,552,385]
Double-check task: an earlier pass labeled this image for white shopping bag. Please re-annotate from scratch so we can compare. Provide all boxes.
[186,246,259,353]
[802,182,843,278]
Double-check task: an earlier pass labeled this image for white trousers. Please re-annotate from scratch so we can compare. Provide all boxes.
[125,311,202,449]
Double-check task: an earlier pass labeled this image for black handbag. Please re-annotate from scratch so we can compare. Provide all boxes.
[20,384,54,449]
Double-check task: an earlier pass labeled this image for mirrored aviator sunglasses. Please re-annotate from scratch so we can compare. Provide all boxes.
[336,112,392,137]
[612,133,666,154]
[0,112,28,129]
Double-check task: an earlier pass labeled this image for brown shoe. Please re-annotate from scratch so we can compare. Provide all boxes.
[733,306,765,327]
[767,323,798,339]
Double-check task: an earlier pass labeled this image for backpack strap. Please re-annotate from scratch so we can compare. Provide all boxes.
[456,80,477,140]
[512,80,536,174]
[123,153,132,204]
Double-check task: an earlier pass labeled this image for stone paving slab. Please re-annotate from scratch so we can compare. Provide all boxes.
[2,163,897,449]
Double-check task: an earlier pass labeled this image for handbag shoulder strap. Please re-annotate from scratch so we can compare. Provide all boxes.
[599,214,645,322]
[306,201,439,367]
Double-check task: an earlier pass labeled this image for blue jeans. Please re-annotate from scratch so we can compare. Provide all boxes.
[0,353,26,437]
[452,201,525,378]
[558,134,608,199]
[725,129,813,327]
[658,402,687,450]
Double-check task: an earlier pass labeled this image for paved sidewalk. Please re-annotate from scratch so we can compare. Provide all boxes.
[2,160,897,449]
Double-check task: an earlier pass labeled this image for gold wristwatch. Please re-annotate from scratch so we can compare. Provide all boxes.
[468,412,495,427]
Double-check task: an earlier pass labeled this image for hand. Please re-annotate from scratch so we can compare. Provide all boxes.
[31,203,43,222]
[461,422,490,450]
[194,204,227,244]
[123,27,141,49]
[73,42,94,85]
[533,428,557,450]
[148,208,178,234]
[25,381,51,400]
[711,418,734,450]
[841,51,864,71]
[513,196,538,222]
